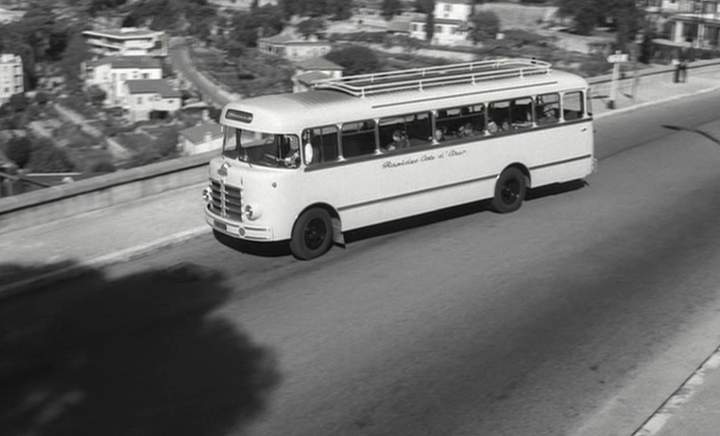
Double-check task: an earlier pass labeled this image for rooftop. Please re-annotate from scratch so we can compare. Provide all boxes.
[83,27,164,39]
[293,71,332,86]
[125,79,181,98]
[179,121,223,144]
[88,56,161,69]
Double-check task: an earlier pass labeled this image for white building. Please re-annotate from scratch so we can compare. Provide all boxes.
[208,0,276,10]
[178,120,223,155]
[83,56,162,107]
[0,53,23,104]
[291,57,344,93]
[644,0,720,51]
[83,27,168,57]
[258,33,332,61]
[124,79,182,122]
[410,0,472,46]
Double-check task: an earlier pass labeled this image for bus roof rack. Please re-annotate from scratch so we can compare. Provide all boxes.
[313,58,552,98]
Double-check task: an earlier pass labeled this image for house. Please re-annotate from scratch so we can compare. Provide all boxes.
[258,33,332,61]
[641,0,720,55]
[83,27,168,57]
[124,79,182,122]
[208,0,276,10]
[0,53,23,104]
[291,57,344,93]
[83,56,162,107]
[410,0,472,46]
[179,120,223,155]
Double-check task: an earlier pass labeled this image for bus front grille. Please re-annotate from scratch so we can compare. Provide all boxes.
[209,179,243,221]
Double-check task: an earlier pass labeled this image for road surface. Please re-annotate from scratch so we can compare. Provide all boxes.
[168,38,235,108]
[2,92,720,436]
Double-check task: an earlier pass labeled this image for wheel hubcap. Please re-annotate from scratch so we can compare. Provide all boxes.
[501,179,520,204]
[304,218,327,250]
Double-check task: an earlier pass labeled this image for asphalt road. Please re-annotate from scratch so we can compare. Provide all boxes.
[168,39,233,108]
[2,92,720,436]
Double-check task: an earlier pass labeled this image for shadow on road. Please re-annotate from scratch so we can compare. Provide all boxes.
[213,230,291,257]
[0,262,280,436]
[526,179,587,201]
[345,180,587,244]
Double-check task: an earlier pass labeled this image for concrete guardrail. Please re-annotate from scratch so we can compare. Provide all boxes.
[0,151,215,234]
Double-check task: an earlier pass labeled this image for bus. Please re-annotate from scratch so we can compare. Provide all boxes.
[204,59,595,259]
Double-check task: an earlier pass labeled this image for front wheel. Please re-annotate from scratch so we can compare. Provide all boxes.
[491,167,527,213]
[290,208,333,260]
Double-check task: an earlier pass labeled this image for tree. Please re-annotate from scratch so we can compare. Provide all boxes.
[87,85,107,107]
[381,0,403,20]
[469,11,501,43]
[26,138,76,172]
[327,0,352,20]
[5,136,32,168]
[8,94,29,113]
[425,10,434,42]
[325,46,380,75]
[297,18,326,38]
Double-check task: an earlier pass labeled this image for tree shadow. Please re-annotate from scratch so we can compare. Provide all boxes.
[0,262,280,436]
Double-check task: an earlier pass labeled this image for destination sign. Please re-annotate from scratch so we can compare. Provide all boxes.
[225,109,253,123]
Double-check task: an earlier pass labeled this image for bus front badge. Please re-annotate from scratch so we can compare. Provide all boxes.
[218,162,229,177]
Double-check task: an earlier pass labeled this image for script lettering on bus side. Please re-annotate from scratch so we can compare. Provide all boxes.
[382,148,467,169]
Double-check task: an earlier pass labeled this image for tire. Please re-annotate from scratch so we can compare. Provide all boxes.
[491,167,527,213]
[290,208,333,260]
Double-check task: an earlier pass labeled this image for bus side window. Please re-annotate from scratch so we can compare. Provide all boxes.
[379,112,432,150]
[488,100,511,134]
[435,104,483,139]
[305,125,339,165]
[510,97,533,131]
[342,119,376,159]
[535,93,560,125]
[563,91,584,121]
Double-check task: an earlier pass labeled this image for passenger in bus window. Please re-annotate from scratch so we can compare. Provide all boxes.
[283,136,301,168]
[458,122,475,137]
[387,130,409,150]
[432,127,445,143]
[487,119,499,134]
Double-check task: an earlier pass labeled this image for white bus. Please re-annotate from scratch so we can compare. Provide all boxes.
[204,59,595,259]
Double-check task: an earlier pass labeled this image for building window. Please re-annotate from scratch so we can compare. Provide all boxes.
[137,96,143,104]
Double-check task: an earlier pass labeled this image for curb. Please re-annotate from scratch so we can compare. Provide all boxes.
[633,345,720,436]
[595,84,720,120]
[0,225,210,300]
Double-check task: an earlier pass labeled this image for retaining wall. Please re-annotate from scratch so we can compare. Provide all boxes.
[0,152,214,234]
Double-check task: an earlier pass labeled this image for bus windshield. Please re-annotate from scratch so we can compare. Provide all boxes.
[222,127,301,169]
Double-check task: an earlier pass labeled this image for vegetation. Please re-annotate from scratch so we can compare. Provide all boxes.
[469,11,501,43]
[381,0,403,20]
[0,5,90,91]
[325,46,381,75]
[4,136,32,169]
[556,0,643,49]
[297,18,326,38]
[278,0,353,20]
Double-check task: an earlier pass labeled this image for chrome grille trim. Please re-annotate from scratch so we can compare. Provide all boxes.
[208,178,243,221]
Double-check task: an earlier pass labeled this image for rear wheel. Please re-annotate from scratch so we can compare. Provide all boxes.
[290,208,333,260]
[491,167,527,213]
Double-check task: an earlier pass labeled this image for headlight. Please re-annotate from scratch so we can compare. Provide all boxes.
[243,203,262,220]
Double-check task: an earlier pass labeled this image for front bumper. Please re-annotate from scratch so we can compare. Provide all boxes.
[205,205,273,241]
